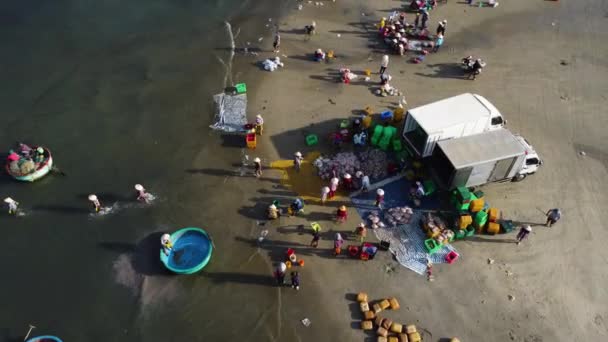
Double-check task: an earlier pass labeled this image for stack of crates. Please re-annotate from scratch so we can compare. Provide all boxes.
[451,187,475,212]
[474,210,488,232]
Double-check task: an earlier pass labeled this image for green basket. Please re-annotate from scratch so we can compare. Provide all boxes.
[475,210,488,227]
[423,180,436,196]
[465,225,475,237]
[235,83,247,93]
[305,134,318,146]
[424,239,442,255]
[392,139,402,152]
[454,229,466,240]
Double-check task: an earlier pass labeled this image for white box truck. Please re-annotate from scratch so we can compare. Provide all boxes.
[402,93,506,158]
[429,129,542,190]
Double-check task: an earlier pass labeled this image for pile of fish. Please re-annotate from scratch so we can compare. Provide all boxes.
[367,211,386,230]
[314,152,360,180]
[385,206,414,227]
[358,149,388,180]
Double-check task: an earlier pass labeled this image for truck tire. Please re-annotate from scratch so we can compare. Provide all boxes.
[512,174,527,182]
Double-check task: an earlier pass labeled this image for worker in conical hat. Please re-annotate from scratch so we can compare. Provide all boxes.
[4,197,19,215]
[134,184,150,203]
[253,157,262,178]
[88,194,101,212]
[375,188,385,209]
[516,225,532,245]
[343,173,353,190]
[274,262,286,286]
[356,222,367,243]
[329,177,339,199]
[294,151,303,172]
[267,203,280,220]
[161,233,173,256]
[320,186,330,204]
[255,114,264,135]
[336,205,348,223]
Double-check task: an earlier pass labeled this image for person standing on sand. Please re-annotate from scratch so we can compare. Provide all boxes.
[356,222,367,243]
[375,188,385,209]
[545,208,561,227]
[273,33,280,53]
[516,225,532,245]
[421,9,429,29]
[329,177,339,199]
[255,114,264,135]
[379,55,389,75]
[310,231,320,248]
[336,205,348,223]
[293,151,303,172]
[253,157,262,178]
[334,233,344,255]
[4,197,19,215]
[291,271,300,290]
[274,262,286,285]
[436,20,447,36]
[414,12,420,28]
[321,186,330,204]
[433,33,444,52]
[356,171,370,192]
[343,173,353,190]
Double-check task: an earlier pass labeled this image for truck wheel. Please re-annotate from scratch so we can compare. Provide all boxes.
[512,174,527,182]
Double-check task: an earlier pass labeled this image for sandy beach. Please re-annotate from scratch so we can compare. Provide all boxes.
[219,0,608,341]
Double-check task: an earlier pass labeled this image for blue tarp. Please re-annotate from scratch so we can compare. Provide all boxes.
[350,176,457,275]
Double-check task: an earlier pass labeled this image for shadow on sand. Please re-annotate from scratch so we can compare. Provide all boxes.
[415,63,467,79]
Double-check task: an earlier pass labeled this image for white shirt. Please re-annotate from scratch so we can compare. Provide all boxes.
[381,55,389,68]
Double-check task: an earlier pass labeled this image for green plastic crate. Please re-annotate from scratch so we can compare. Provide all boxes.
[423,180,436,196]
[424,239,442,254]
[465,225,475,237]
[235,83,247,93]
[392,139,402,152]
[305,134,318,146]
[454,229,466,240]
[475,210,488,227]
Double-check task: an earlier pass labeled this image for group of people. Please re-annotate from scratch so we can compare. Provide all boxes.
[4,184,153,217]
[320,171,371,205]
[273,262,301,290]
[6,143,46,176]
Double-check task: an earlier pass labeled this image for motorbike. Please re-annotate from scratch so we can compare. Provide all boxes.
[461,56,486,80]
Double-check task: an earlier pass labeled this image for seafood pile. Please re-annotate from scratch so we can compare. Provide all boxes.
[367,211,386,230]
[313,152,360,180]
[358,149,388,180]
[385,206,414,227]
[422,212,455,245]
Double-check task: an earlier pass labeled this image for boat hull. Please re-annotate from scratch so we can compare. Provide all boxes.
[160,227,213,274]
[5,147,53,182]
[26,336,63,342]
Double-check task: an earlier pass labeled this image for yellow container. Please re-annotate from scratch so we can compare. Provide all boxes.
[399,334,409,342]
[388,337,399,342]
[389,297,400,310]
[393,107,405,122]
[390,322,403,333]
[357,292,368,302]
[365,69,372,76]
[488,208,500,222]
[362,115,373,128]
[470,198,485,212]
[379,299,391,310]
[362,320,373,330]
[458,215,472,229]
[408,332,421,342]
[487,222,500,235]
[364,310,375,320]
[364,106,374,115]
[405,325,417,334]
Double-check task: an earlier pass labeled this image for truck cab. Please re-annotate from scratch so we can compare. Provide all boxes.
[513,135,542,181]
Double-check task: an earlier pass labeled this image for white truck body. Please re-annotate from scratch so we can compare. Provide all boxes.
[430,129,542,190]
[402,93,505,157]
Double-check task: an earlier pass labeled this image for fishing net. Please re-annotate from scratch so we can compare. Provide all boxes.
[210,92,248,133]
